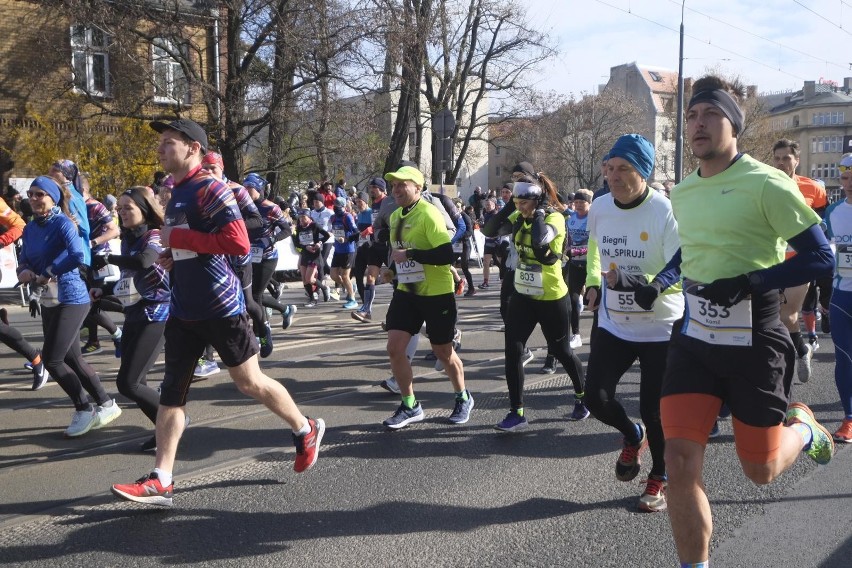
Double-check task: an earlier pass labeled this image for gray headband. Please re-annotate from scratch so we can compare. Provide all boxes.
[688,89,744,134]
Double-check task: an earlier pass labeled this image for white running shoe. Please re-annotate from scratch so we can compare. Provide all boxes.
[380,376,401,394]
[65,408,98,438]
[93,399,122,429]
[569,334,582,350]
[797,343,813,383]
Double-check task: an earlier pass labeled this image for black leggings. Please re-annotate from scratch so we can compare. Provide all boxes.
[42,303,110,411]
[500,269,514,324]
[252,259,288,320]
[584,328,668,478]
[237,265,266,336]
[804,277,833,313]
[353,244,369,301]
[0,321,38,362]
[504,292,584,410]
[115,320,165,424]
[456,238,474,290]
[567,262,587,335]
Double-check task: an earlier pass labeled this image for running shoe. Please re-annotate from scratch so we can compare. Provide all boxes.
[638,475,668,513]
[193,358,220,378]
[616,423,647,481]
[381,321,388,332]
[380,376,401,394]
[31,359,49,391]
[821,311,831,334]
[786,402,834,465]
[540,355,556,374]
[478,281,490,289]
[521,348,534,367]
[65,407,98,438]
[259,325,274,358]
[455,279,465,296]
[453,328,463,351]
[569,398,590,421]
[93,399,122,429]
[797,343,814,383]
[463,287,476,297]
[24,361,33,371]
[495,410,528,432]
[270,280,283,300]
[111,472,174,507]
[304,299,318,308]
[81,342,103,356]
[717,403,732,419]
[293,417,325,473]
[833,418,852,444]
[448,391,474,424]
[708,420,721,438]
[0,307,7,325]
[320,286,330,302]
[383,403,424,429]
[328,287,340,301]
[808,333,819,351]
[424,351,438,361]
[342,298,359,309]
[569,334,583,350]
[351,309,372,323]
[282,305,296,329]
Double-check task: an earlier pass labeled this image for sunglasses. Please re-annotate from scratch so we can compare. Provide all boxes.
[27,190,48,199]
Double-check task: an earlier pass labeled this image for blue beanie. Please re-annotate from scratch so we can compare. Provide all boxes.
[31,176,62,206]
[608,134,655,179]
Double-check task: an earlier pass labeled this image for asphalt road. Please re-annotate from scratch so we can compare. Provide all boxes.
[0,279,849,568]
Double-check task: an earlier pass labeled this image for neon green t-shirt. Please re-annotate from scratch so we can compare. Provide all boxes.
[672,154,820,283]
[389,198,454,296]
[510,209,568,301]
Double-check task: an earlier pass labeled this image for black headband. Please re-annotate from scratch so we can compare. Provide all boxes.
[574,192,592,203]
[122,188,151,219]
[688,89,744,134]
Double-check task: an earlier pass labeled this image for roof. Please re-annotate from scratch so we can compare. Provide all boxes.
[768,88,852,113]
[636,65,678,113]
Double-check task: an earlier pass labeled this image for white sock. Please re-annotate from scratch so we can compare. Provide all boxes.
[294,419,311,436]
[112,327,122,340]
[154,468,173,486]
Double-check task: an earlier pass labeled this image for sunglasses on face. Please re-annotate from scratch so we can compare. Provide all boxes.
[27,190,47,199]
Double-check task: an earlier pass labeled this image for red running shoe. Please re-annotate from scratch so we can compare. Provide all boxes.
[293,417,325,473]
[111,472,173,507]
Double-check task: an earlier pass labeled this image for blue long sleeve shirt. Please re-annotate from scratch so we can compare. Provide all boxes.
[19,213,89,305]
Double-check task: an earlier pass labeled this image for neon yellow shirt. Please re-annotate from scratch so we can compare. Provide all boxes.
[389,198,454,296]
[510,210,568,301]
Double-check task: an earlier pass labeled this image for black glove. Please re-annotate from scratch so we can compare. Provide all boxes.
[29,299,40,318]
[635,280,665,310]
[91,254,109,270]
[28,286,42,318]
[695,274,751,308]
[606,267,649,292]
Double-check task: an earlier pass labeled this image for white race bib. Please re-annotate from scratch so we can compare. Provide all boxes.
[170,224,198,261]
[683,290,752,346]
[514,263,544,296]
[837,245,852,277]
[396,258,425,283]
[452,241,463,254]
[298,232,314,246]
[114,276,142,307]
[40,281,59,307]
[603,288,655,324]
[250,245,264,264]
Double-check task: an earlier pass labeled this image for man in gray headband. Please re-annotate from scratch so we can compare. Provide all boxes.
[687,88,745,135]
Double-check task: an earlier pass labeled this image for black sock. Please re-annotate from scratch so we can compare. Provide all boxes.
[790,331,808,358]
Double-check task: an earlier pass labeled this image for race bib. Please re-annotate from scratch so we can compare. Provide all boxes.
[298,232,314,246]
[603,288,654,324]
[452,241,463,254]
[114,276,142,307]
[682,289,752,346]
[40,281,59,308]
[250,245,264,264]
[333,229,345,240]
[396,258,425,283]
[514,263,544,296]
[170,224,198,261]
[837,245,852,277]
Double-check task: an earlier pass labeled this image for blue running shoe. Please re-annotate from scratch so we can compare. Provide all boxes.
[282,305,296,330]
[495,410,528,432]
[383,403,424,429]
[259,324,274,358]
[448,391,474,424]
[569,398,590,421]
[342,298,358,309]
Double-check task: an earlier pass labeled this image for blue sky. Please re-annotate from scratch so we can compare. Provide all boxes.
[522,0,852,96]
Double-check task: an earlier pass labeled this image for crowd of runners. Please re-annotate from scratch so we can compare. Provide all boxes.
[4,73,852,568]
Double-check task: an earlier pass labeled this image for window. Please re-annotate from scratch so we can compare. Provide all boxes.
[495,166,501,177]
[495,145,501,156]
[71,25,110,96]
[649,71,662,82]
[812,111,846,126]
[662,126,670,142]
[830,163,839,179]
[153,38,190,104]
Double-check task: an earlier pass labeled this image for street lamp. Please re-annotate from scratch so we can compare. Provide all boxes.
[674,1,685,184]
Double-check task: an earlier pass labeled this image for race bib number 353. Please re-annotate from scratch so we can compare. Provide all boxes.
[683,291,752,346]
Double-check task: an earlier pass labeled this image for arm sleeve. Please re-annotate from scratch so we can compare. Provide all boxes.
[750,224,834,291]
[169,219,251,256]
[317,227,331,243]
[481,200,516,237]
[106,247,160,271]
[585,238,602,288]
[409,243,455,265]
[652,248,683,289]
[530,214,558,248]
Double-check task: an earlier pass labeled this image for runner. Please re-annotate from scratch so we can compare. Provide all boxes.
[111,119,323,507]
[352,177,394,322]
[329,196,359,309]
[294,208,331,307]
[381,165,473,428]
[583,134,682,512]
[656,76,835,567]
